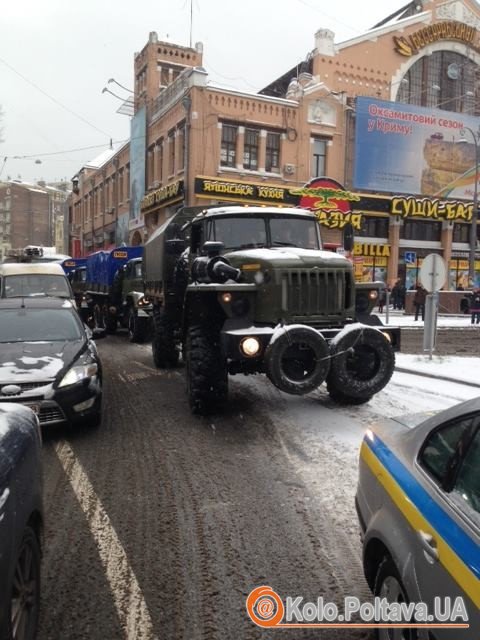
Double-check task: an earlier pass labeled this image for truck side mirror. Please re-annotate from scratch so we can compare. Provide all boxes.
[343,222,354,252]
[165,238,186,256]
[190,223,202,253]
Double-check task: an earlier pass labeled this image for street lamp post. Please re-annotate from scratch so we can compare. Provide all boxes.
[458,127,479,287]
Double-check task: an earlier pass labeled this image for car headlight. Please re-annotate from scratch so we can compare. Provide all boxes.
[58,363,98,388]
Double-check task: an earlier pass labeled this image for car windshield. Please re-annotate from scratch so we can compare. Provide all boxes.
[0,308,83,343]
[4,274,72,298]
[205,216,320,250]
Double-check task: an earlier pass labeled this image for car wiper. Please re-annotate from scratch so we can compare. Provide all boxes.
[272,241,298,247]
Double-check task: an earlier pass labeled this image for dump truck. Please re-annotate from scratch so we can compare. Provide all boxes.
[144,205,400,414]
[80,246,152,341]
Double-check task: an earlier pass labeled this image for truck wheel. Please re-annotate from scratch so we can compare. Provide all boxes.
[104,309,117,334]
[128,308,147,343]
[186,323,228,415]
[264,326,330,395]
[327,326,395,403]
[152,307,179,368]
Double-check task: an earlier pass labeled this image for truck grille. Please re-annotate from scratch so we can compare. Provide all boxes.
[279,269,352,318]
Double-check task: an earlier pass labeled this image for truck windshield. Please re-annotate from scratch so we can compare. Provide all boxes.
[206,216,320,250]
[206,217,267,250]
[270,217,320,249]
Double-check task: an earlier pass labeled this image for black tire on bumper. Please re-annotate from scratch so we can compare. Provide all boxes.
[186,323,228,415]
[326,326,395,404]
[264,326,331,395]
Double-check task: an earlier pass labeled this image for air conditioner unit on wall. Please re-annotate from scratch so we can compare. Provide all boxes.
[283,163,296,175]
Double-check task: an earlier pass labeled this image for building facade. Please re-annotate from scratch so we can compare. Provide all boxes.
[69,0,480,289]
[0,180,69,259]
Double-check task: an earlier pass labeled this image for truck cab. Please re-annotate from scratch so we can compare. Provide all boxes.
[145,205,400,414]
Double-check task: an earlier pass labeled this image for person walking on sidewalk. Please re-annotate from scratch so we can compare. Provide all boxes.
[413,283,427,321]
[470,288,480,325]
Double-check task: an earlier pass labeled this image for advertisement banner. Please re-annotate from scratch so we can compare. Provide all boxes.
[130,106,146,220]
[354,97,480,199]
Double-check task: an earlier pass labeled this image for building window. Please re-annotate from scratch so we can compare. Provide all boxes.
[266,132,281,172]
[357,216,389,238]
[311,138,327,178]
[160,67,169,87]
[157,140,164,184]
[178,125,185,171]
[244,128,259,170]
[168,130,175,175]
[453,223,470,243]
[221,124,237,167]
[401,220,442,241]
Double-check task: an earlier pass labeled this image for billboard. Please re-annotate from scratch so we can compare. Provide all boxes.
[129,106,146,220]
[354,97,480,199]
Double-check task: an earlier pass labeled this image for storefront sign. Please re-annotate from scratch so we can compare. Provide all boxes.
[292,177,363,230]
[194,176,295,205]
[195,177,362,229]
[353,242,390,257]
[141,180,184,212]
[394,21,477,57]
[391,196,472,221]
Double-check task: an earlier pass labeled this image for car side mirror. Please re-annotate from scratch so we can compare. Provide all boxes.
[92,328,107,340]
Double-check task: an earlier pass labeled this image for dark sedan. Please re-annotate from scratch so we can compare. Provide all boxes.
[0,298,105,428]
[0,403,43,640]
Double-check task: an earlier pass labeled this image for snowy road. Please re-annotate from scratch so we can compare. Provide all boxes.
[37,336,478,640]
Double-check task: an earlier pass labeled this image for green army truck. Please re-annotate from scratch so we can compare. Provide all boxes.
[144,205,400,414]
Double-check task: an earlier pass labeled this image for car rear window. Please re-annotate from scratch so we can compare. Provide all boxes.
[0,308,83,342]
[3,274,71,298]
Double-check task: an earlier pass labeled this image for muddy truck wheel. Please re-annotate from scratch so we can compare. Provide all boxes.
[152,306,179,368]
[128,308,147,343]
[326,325,395,404]
[186,323,228,415]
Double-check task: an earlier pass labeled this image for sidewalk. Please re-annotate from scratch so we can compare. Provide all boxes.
[395,354,480,389]
[371,309,480,388]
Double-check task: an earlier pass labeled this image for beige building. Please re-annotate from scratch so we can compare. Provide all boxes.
[69,0,480,289]
[0,180,69,259]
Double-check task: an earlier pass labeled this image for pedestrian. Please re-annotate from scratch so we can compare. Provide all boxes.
[391,280,400,309]
[413,283,427,321]
[378,287,387,313]
[397,281,406,310]
[470,289,480,325]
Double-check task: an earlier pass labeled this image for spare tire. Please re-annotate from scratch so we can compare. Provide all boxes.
[327,325,395,402]
[265,326,330,395]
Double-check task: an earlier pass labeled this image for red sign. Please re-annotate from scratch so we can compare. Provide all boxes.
[290,178,363,230]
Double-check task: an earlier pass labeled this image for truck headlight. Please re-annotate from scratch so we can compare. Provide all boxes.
[58,363,98,387]
[138,296,151,307]
[240,337,261,357]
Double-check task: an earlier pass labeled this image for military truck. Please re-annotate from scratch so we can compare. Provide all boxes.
[80,247,152,341]
[144,205,400,414]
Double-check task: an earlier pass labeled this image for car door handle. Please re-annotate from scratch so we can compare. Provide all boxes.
[418,530,439,562]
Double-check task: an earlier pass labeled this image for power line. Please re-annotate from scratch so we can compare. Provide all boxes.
[0,56,112,138]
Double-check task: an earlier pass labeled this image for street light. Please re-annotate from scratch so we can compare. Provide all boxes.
[457,127,479,287]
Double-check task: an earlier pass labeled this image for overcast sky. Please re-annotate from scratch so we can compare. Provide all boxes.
[1,0,407,184]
